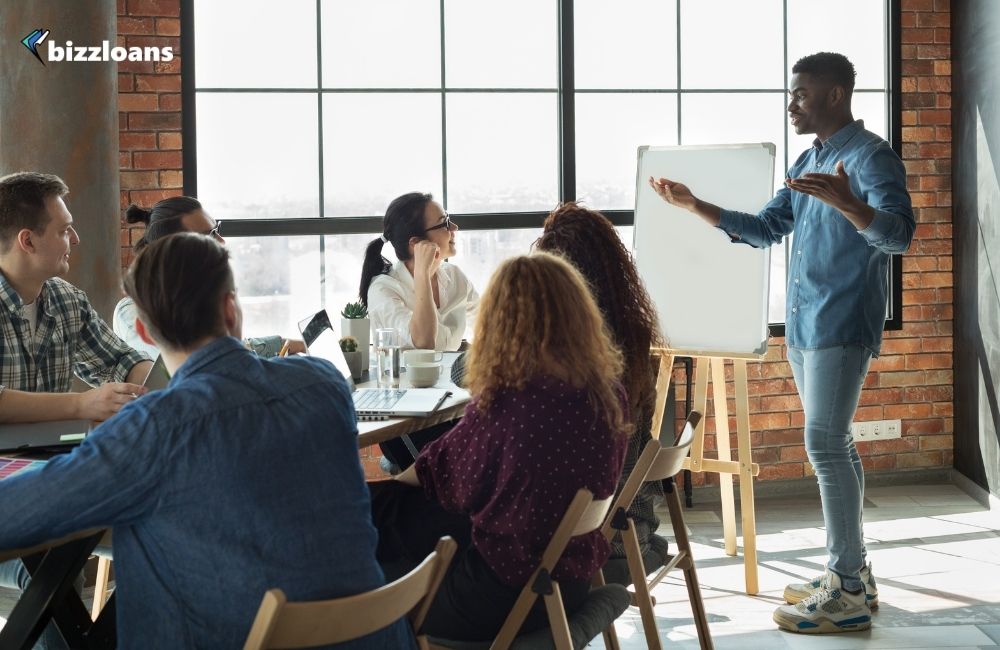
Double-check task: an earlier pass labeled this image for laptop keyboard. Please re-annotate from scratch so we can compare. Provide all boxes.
[353,389,406,411]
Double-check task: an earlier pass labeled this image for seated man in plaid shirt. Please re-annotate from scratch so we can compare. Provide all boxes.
[0,171,152,649]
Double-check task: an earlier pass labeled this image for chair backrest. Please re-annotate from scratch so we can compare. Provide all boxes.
[490,488,613,649]
[645,411,701,482]
[243,536,457,650]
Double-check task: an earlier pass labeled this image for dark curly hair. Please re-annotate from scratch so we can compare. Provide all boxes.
[535,202,663,415]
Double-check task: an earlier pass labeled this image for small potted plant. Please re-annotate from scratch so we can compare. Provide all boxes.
[339,335,364,381]
[341,300,370,370]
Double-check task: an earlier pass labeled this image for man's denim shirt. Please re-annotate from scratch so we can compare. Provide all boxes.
[718,120,915,356]
[0,337,413,649]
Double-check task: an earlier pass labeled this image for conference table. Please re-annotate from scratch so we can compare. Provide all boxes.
[0,356,468,649]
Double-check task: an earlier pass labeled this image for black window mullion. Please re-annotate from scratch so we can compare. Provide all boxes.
[557,0,575,202]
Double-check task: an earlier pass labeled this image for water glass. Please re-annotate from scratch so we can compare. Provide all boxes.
[375,328,401,389]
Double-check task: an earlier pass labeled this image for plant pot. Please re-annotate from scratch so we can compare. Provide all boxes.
[342,350,364,381]
[341,317,370,369]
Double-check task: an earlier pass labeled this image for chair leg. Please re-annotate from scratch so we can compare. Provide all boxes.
[592,571,622,650]
[624,522,662,650]
[91,556,112,621]
[666,482,713,650]
[543,584,573,650]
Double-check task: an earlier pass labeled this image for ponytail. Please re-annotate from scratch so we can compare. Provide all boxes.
[359,236,391,307]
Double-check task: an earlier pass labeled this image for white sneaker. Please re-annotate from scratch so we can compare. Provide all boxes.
[784,563,878,609]
[774,571,872,634]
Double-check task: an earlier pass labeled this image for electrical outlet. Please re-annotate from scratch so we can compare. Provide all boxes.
[851,419,902,440]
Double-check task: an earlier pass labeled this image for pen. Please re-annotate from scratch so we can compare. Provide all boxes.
[431,391,452,412]
[278,340,291,357]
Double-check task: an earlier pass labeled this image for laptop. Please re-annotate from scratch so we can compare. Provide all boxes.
[297,310,453,420]
[143,355,171,391]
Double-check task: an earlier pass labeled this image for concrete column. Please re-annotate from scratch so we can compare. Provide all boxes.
[0,1,120,320]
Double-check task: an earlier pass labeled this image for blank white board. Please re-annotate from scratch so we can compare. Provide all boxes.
[633,143,775,356]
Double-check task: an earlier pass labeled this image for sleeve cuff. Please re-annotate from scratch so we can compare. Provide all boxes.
[857,209,894,244]
[717,209,744,241]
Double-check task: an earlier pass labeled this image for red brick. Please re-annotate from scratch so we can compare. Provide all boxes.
[902,385,953,403]
[916,12,950,27]
[917,109,950,125]
[902,28,935,43]
[159,170,183,188]
[158,94,182,111]
[119,16,155,34]
[902,60,934,75]
[759,395,800,413]
[119,151,132,169]
[871,437,919,454]
[933,60,951,75]
[858,388,903,406]
[155,18,181,36]
[779,446,808,462]
[126,36,180,50]
[154,58,181,74]
[935,28,951,44]
[758,463,804,481]
[917,44,949,59]
[120,171,159,190]
[901,77,918,93]
[117,59,155,74]
[861,455,896,472]
[918,175,950,190]
[133,151,182,169]
[129,112,181,130]
[135,74,181,92]
[127,0,180,17]
[880,338,922,354]
[870,355,904,372]
[920,337,953,352]
[902,126,936,141]
[879,371,927,388]
[902,110,919,127]
[118,93,159,112]
[750,413,790,430]
[885,402,934,419]
[157,132,182,150]
[119,132,157,150]
[896,451,943,468]
[903,94,936,110]
[118,73,134,92]
[902,0,933,10]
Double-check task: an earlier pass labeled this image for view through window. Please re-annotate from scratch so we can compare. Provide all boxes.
[189,0,891,340]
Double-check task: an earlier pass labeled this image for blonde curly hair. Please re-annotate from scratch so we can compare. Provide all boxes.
[466,252,631,437]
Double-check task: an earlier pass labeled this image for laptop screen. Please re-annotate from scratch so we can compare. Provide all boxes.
[297,310,355,387]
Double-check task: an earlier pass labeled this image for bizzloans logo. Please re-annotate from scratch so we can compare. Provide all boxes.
[21,28,173,65]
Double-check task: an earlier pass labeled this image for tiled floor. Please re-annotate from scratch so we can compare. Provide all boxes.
[2,481,998,648]
[604,482,1000,649]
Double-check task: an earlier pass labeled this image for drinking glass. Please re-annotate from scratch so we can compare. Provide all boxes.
[375,327,401,389]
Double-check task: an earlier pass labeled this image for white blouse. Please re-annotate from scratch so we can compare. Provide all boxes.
[368,261,479,351]
[113,296,160,359]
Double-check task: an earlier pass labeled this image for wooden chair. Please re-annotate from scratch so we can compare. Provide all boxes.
[429,489,629,650]
[243,536,457,650]
[90,555,113,619]
[599,411,713,650]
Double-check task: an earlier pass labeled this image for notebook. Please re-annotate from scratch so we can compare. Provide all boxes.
[297,310,452,421]
[0,456,48,481]
[0,420,91,453]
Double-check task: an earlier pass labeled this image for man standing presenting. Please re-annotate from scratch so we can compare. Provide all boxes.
[650,52,914,634]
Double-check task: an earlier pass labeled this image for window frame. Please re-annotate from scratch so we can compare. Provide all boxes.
[180,0,904,335]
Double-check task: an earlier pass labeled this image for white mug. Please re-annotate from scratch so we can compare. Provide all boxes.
[407,362,442,388]
[404,349,444,366]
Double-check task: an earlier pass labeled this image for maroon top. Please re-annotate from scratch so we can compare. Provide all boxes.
[415,376,628,587]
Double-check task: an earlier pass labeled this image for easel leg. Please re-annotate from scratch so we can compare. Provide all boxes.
[710,358,737,557]
[733,360,759,594]
[689,358,710,473]
[650,354,675,440]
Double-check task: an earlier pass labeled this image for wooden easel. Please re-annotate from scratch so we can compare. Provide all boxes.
[650,348,763,595]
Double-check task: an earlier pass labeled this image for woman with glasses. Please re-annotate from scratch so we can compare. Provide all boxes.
[360,192,478,352]
[113,196,302,359]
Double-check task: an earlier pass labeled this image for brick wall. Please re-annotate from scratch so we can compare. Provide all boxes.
[117,0,183,270]
[117,0,953,483]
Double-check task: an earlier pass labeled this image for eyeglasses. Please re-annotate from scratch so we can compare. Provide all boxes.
[424,214,452,233]
[200,220,223,238]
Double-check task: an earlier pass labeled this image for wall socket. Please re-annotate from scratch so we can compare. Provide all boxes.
[851,419,902,440]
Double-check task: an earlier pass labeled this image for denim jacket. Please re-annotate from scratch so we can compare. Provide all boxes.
[0,337,413,649]
[718,120,915,355]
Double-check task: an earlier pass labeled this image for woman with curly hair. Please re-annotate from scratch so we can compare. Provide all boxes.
[535,202,666,564]
[370,252,629,641]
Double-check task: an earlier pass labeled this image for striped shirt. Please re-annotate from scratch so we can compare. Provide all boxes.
[0,271,149,392]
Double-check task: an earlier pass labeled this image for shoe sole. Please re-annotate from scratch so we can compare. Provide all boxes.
[784,587,879,609]
[773,609,872,634]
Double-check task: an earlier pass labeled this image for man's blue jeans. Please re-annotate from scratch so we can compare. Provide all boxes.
[0,558,75,649]
[787,345,871,592]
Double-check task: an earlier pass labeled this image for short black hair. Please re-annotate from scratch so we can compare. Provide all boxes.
[125,196,204,253]
[792,52,857,93]
[0,172,69,252]
[124,233,234,350]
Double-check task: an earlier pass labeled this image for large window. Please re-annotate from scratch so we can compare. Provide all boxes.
[184,0,900,339]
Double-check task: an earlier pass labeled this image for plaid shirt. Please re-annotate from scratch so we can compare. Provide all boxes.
[0,271,149,392]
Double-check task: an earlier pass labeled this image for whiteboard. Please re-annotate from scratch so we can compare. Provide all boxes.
[633,143,775,356]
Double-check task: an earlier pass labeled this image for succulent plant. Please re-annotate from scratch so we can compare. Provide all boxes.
[339,335,359,353]
[341,301,368,319]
